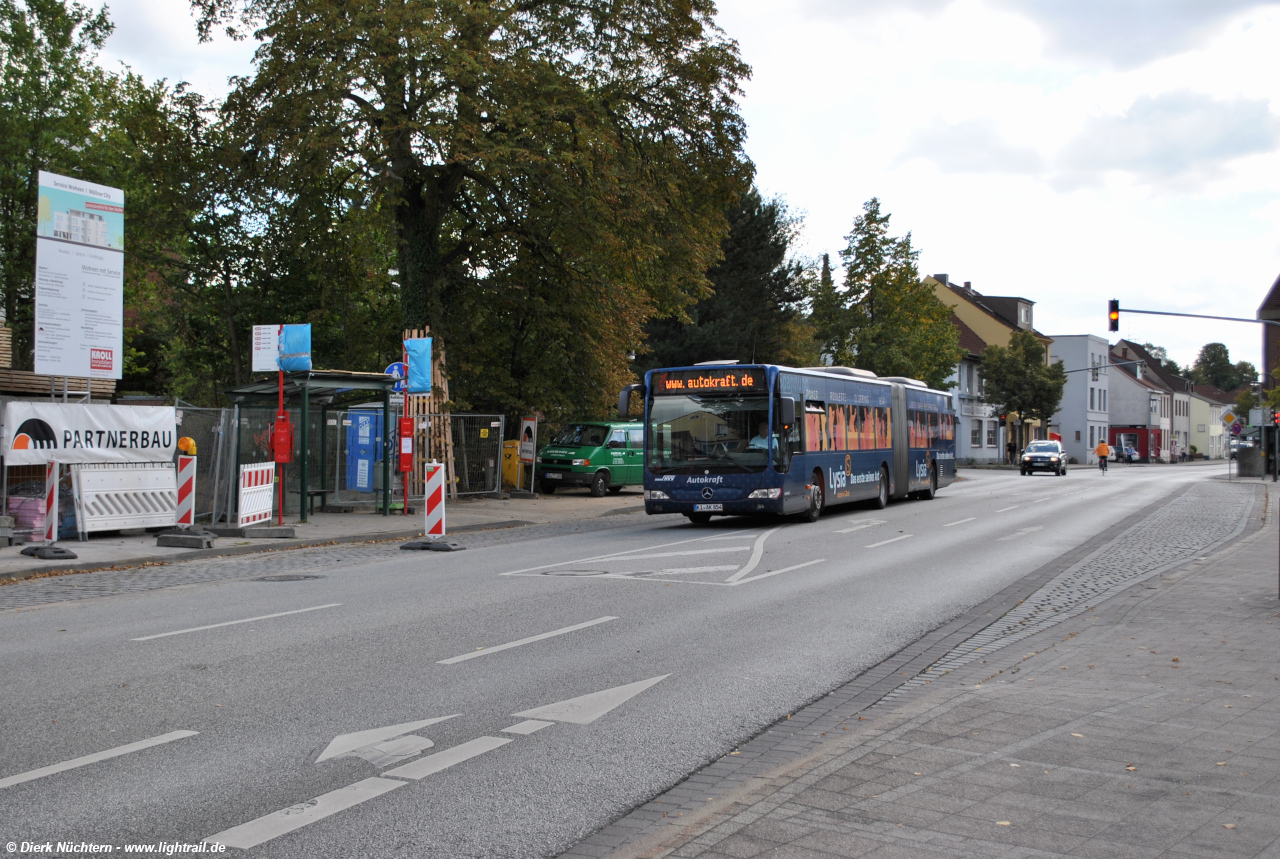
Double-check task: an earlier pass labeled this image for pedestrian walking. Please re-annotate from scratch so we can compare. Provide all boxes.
[1006,439,1016,465]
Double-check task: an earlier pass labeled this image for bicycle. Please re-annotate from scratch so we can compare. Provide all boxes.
[1098,455,1108,474]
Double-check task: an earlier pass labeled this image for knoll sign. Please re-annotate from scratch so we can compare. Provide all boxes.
[3,402,176,465]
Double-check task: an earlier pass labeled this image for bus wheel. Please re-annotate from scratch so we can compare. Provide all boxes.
[685,512,712,524]
[800,471,824,522]
[589,471,609,497]
[871,467,889,510]
[920,464,937,500]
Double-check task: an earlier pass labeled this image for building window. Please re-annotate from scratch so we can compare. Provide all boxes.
[1075,430,1081,442]
[1090,387,1095,410]
[986,421,997,447]
[971,419,982,447]
[966,363,974,394]
[1101,390,1107,410]
[1089,425,1095,446]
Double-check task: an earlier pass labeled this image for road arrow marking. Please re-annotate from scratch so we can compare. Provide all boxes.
[724,528,782,582]
[316,716,458,763]
[205,776,404,850]
[998,526,1044,542]
[513,675,669,724]
[382,736,512,780]
[729,559,824,585]
[0,730,198,790]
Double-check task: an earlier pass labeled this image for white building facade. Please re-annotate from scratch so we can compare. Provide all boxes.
[1048,334,1110,465]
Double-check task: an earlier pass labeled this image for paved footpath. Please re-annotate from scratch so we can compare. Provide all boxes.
[590,478,1280,859]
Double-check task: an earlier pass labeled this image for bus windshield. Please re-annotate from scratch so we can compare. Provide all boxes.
[647,394,772,473]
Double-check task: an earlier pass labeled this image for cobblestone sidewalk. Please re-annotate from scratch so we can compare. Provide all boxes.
[618,483,1280,858]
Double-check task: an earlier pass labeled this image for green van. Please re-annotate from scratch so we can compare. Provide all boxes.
[535,421,644,496]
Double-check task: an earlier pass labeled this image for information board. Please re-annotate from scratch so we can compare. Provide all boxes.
[252,325,281,373]
[34,171,124,379]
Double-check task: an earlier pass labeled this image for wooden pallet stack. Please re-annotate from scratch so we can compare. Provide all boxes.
[401,328,457,499]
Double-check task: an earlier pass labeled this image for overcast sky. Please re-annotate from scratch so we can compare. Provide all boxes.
[99,0,1280,373]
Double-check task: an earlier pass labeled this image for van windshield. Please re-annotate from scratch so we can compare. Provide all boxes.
[647,394,771,473]
[550,424,607,447]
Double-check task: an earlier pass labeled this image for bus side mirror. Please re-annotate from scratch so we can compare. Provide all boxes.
[780,397,796,429]
[618,384,642,420]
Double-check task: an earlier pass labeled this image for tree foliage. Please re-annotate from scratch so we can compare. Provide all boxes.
[811,198,961,389]
[194,0,753,418]
[980,328,1066,426]
[1191,342,1255,392]
[641,189,816,372]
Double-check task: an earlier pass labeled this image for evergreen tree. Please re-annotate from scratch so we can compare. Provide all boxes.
[641,189,816,372]
[1191,343,1253,391]
[811,198,961,389]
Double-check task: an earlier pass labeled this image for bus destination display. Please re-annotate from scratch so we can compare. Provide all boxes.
[654,368,767,394]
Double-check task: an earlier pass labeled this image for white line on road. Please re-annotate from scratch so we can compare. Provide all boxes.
[131,604,342,641]
[833,518,887,534]
[1031,496,1054,503]
[437,616,617,664]
[502,530,755,575]
[502,720,554,735]
[0,730,198,790]
[205,776,404,850]
[382,736,512,780]
[943,518,976,527]
[730,559,825,585]
[724,527,782,583]
[607,548,750,561]
[865,535,912,548]
[996,506,1019,512]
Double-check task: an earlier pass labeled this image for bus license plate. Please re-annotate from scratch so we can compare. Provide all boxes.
[694,503,723,512]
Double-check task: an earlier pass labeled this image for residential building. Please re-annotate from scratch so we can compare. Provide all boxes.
[928,275,1054,453]
[1107,354,1171,461]
[943,314,1002,463]
[1112,340,1195,460]
[1189,388,1226,459]
[1259,271,1280,392]
[1047,334,1110,465]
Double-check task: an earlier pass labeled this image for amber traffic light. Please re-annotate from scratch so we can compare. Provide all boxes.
[1108,300,1120,332]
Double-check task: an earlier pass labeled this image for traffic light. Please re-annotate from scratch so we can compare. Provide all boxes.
[998,412,1007,423]
[1272,410,1278,428]
[1108,300,1120,332]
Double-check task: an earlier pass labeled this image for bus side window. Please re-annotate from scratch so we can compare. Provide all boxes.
[805,402,826,452]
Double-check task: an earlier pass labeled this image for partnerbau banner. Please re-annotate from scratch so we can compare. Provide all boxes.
[3,402,176,465]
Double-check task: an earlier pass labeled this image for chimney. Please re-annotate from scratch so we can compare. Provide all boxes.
[1122,347,1129,359]
[933,273,949,286]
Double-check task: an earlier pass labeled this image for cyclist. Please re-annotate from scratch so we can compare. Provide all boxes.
[1094,439,1111,473]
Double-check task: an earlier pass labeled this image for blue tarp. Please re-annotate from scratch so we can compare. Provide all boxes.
[405,338,432,393]
[279,324,312,372]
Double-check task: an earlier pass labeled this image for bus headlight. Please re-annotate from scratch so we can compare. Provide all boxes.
[748,488,782,499]
[644,490,669,500]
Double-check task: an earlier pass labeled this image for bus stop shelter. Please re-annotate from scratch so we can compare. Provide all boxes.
[225,370,399,522]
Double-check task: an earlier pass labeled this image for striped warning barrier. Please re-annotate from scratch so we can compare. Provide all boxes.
[72,463,178,536]
[175,455,197,528]
[44,461,58,544]
[238,462,276,528]
[424,461,445,539]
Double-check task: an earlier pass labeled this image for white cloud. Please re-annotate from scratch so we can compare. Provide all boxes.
[900,117,1044,174]
[1054,91,1280,188]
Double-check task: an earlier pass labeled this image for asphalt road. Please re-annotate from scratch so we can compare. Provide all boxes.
[0,464,1226,857]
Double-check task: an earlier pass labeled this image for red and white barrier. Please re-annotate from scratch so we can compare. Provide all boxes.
[238,462,276,528]
[176,455,197,528]
[424,461,445,539]
[44,461,58,544]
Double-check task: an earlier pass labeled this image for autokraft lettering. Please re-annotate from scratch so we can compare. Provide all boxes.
[3,402,175,465]
[685,476,724,484]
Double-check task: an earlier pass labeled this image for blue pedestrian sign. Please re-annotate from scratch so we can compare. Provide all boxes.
[385,361,407,393]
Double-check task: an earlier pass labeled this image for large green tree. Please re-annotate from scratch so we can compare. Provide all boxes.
[1191,342,1255,392]
[640,188,817,372]
[0,0,113,368]
[980,327,1066,431]
[811,198,961,389]
[194,0,752,416]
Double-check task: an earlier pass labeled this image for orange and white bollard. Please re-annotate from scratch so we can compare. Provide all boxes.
[43,460,58,545]
[176,455,197,529]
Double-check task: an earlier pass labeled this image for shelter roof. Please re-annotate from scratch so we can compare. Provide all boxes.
[225,369,398,404]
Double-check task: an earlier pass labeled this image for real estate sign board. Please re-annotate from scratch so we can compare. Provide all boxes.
[34,171,124,379]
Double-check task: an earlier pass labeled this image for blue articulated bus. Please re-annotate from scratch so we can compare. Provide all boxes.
[618,364,956,524]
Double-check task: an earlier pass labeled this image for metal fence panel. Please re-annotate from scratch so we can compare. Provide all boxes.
[443,415,503,495]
